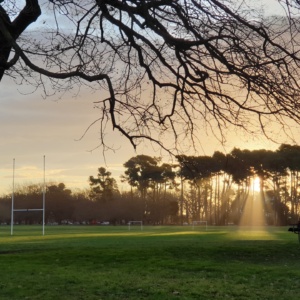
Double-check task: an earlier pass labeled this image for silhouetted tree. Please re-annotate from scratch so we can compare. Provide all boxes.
[2,2,300,151]
[89,167,119,202]
[278,144,300,221]
[46,183,74,224]
[0,195,11,224]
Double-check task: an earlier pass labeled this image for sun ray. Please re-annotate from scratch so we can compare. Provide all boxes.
[239,177,265,227]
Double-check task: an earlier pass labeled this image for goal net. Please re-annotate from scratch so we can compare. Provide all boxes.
[192,220,207,231]
[128,221,143,231]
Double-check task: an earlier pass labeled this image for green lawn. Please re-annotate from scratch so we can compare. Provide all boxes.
[0,225,299,299]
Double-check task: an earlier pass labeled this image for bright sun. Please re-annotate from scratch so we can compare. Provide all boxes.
[252,177,261,192]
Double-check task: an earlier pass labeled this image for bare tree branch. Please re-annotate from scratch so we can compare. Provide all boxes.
[2,0,300,153]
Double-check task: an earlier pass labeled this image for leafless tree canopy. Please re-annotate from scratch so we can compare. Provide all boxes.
[1,0,300,152]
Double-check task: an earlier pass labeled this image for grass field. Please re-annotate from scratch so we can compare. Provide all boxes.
[0,225,299,300]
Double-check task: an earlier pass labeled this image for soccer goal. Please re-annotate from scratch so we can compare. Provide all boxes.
[192,220,207,231]
[11,156,46,236]
[128,221,143,231]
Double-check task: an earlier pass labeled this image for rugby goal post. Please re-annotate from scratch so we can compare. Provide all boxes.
[128,221,143,231]
[192,220,207,231]
[11,156,46,236]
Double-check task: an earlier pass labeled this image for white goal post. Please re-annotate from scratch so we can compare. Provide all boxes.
[192,220,207,231]
[128,221,143,231]
[11,156,46,236]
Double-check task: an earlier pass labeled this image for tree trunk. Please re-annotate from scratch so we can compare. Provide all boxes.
[0,1,41,81]
[0,6,12,80]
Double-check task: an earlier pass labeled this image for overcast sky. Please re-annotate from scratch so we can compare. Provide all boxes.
[0,0,295,195]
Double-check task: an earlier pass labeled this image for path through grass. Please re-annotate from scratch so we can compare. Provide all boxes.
[0,225,299,299]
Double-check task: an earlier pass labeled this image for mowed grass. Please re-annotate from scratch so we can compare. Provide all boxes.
[0,225,299,300]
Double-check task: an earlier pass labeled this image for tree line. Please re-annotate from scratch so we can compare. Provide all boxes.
[1,144,300,226]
